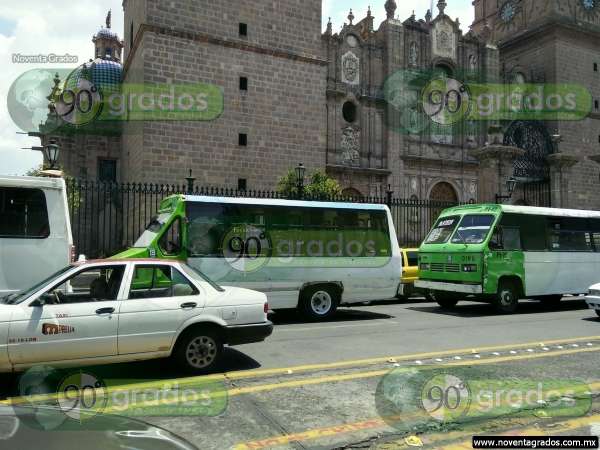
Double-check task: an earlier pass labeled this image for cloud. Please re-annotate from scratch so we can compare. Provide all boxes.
[0,0,123,175]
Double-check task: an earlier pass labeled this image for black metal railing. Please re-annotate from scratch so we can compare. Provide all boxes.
[65,179,459,258]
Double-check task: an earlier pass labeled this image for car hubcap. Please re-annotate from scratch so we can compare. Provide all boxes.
[311,291,332,315]
[186,336,217,368]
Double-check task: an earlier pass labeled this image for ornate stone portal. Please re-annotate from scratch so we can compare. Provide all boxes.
[341,126,360,166]
[341,51,360,85]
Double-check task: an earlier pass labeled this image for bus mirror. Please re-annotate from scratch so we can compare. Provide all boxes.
[489,227,503,250]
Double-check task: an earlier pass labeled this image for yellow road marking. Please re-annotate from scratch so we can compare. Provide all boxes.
[103,345,600,413]
[2,336,599,408]
[234,382,600,450]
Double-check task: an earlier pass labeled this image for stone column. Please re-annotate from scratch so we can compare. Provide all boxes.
[546,153,580,208]
[469,145,525,203]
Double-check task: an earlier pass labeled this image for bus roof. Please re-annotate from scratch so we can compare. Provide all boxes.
[440,203,600,219]
[180,195,390,211]
[0,175,66,191]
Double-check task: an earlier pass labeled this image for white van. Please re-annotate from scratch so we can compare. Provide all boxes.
[0,176,73,297]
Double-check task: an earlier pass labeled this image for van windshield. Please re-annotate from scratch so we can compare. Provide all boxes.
[424,216,460,244]
[451,214,496,244]
[133,213,172,248]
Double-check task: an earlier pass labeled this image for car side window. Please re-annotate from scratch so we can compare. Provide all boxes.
[39,266,126,305]
[129,265,199,300]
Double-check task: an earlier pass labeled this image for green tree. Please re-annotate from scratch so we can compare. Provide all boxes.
[276,168,342,199]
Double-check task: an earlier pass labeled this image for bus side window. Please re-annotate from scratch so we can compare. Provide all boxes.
[502,227,521,251]
[159,218,182,256]
[489,227,503,250]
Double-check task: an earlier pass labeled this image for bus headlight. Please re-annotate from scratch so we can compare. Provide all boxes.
[462,264,477,273]
[420,263,430,271]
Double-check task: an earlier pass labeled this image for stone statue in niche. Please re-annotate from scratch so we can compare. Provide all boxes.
[341,126,360,166]
[468,54,478,71]
[409,41,418,66]
[341,51,360,85]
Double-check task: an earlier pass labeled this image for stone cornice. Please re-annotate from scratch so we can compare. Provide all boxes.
[123,23,328,76]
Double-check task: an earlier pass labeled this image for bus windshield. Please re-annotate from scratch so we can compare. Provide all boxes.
[133,213,173,248]
[424,216,460,244]
[451,214,495,244]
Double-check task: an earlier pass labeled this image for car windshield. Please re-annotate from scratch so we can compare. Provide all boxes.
[424,216,460,244]
[1,265,73,304]
[180,264,225,292]
[451,214,496,244]
[133,213,172,248]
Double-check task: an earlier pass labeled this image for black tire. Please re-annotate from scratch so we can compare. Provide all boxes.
[300,285,339,321]
[495,280,520,314]
[596,310,600,318]
[172,327,224,374]
[430,291,459,309]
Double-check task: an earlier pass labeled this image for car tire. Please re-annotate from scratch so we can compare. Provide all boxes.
[173,327,224,374]
[430,291,459,309]
[300,286,339,321]
[494,280,520,314]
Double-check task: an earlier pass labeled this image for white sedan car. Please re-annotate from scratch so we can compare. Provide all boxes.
[0,259,272,374]
[585,283,600,318]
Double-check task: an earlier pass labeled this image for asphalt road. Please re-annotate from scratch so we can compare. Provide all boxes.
[3,295,600,450]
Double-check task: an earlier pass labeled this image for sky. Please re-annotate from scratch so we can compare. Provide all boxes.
[0,0,473,176]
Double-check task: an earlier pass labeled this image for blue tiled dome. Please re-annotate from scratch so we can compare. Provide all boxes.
[65,58,122,96]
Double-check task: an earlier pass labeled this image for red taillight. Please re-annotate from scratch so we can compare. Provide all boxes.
[69,245,76,263]
[264,302,269,314]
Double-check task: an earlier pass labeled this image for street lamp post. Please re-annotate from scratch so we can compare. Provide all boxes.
[295,163,306,199]
[185,169,196,194]
[44,140,60,170]
[495,177,518,204]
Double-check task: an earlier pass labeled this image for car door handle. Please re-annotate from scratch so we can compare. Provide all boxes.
[96,307,115,315]
[180,302,197,309]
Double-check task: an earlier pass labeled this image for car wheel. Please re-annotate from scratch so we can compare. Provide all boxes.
[430,291,459,309]
[300,286,339,320]
[495,280,519,314]
[173,328,223,374]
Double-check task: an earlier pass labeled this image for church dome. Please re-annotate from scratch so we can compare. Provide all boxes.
[64,58,122,96]
[95,27,119,40]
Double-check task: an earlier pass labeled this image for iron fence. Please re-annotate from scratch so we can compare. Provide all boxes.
[65,179,458,258]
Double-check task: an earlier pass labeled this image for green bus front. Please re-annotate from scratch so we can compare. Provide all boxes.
[415,204,524,309]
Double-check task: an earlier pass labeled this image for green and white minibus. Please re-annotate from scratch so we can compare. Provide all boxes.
[116,195,402,319]
[415,204,600,313]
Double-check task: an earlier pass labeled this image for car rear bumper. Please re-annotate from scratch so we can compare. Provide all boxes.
[226,321,274,346]
[585,295,600,311]
[414,280,483,294]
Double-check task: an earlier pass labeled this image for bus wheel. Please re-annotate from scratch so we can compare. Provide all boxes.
[301,286,339,320]
[431,291,459,309]
[495,281,520,314]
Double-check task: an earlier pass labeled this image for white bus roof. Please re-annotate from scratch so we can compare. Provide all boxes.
[500,204,600,219]
[0,175,66,190]
[442,203,600,219]
[182,195,389,211]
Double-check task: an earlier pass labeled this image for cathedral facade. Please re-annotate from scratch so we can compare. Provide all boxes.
[40,0,600,209]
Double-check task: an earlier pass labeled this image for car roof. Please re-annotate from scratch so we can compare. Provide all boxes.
[73,258,184,266]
